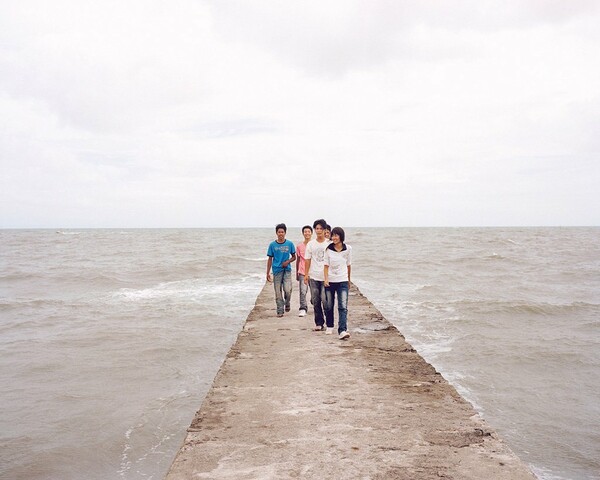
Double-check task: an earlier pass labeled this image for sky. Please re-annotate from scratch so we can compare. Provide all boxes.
[1,0,599,228]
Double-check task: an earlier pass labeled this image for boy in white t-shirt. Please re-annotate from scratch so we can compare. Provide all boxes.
[303,219,332,331]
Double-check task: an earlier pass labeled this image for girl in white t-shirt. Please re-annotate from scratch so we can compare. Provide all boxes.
[324,227,352,340]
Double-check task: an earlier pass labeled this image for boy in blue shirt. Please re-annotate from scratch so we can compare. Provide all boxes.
[266,223,296,317]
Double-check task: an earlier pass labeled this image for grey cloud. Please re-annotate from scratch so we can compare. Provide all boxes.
[207,0,599,76]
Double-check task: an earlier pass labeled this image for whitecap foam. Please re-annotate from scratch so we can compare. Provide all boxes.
[112,277,263,303]
[530,465,570,480]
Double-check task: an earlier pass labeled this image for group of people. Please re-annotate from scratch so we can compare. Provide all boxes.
[266,219,352,340]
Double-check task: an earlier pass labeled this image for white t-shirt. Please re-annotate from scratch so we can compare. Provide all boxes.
[324,244,352,282]
[304,238,330,281]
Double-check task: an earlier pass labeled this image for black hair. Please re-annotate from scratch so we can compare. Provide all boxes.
[275,223,287,232]
[313,219,327,229]
[325,224,332,232]
[331,226,345,243]
[302,225,313,233]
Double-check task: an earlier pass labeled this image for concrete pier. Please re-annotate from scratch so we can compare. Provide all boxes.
[166,283,536,479]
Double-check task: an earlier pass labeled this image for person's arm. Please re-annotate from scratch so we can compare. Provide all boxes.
[283,253,296,269]
[304,258,311,285]
[266,256,273,282]
[347,246,352,284]
[296,251,300,281]
[324,248,330,286]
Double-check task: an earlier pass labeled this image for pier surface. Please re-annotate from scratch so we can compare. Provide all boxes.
[166,283,536,479]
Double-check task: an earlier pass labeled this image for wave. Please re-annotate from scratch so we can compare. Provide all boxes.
[112,277,263,302]
[479,300,599,316]
[446,253,509,263]
[484,253,506,260]
[0,270,130,285]
[530,465,571,480]
[0,298,67,310]
[514,348,599,368]
[0,272,44,282]
[227,240,247,246]
[244,273,263,280]
[410,299,600,317]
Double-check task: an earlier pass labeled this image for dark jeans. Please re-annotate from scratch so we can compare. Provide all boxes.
[325,281,349,333]
[309,279,332,327]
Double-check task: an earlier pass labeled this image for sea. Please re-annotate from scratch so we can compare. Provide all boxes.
[0,228,599,480]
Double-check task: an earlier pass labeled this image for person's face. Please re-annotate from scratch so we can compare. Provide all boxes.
[314,225,324,238]
[324,230,331,239]
[276,228,286,241]
[331,233,341,245]
[303,228,312,241]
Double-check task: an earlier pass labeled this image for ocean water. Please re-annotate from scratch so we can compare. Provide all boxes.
[0,228,599,480]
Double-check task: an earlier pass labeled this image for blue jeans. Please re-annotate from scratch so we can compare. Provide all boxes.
[325,281,349,334]
[309,279,331,327]
[298,274,308,311]
[273,270,292,314]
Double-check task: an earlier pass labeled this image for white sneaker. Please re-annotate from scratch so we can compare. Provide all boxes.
[325,327,333,335]
[339,331,350,340]
[298,309,306,317]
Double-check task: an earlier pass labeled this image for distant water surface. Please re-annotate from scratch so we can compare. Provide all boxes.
[353,227,600,480]
[0,228,598,480]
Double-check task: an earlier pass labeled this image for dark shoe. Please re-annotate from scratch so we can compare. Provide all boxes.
[285,305,290,312]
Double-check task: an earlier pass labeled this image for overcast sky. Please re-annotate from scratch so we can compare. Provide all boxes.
[1,1,599,228]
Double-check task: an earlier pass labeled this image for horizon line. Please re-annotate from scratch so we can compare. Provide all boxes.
[1,225,599,230]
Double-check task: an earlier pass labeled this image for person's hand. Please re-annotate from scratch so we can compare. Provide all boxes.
[303,275,309,285]
[324,280,330,287]
[296,273,299,282]
[267,273,272,282]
